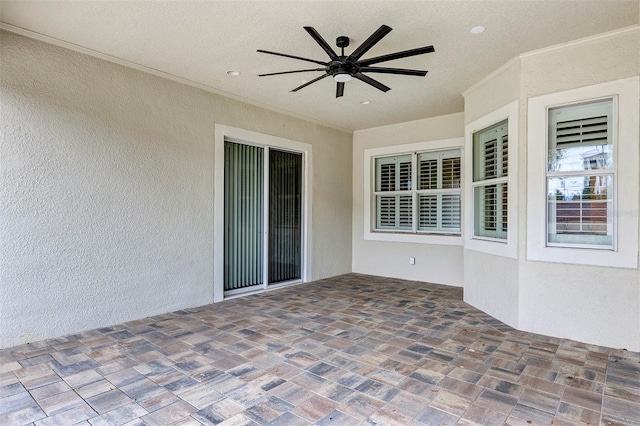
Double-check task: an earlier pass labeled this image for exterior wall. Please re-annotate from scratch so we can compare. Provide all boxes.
[352,113,465,286]
[518,29,640,350]
[461,27,640,350]
[0,31,352,348]
[463,60,521,125]
[462,61,522,328]
[463,251,519,326]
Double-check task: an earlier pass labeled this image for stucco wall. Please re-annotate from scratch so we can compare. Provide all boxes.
[352,113,465,286]
[0,31,352,348]
[462,60,522,329]
[518,28,640,350]
[461,28,640,350]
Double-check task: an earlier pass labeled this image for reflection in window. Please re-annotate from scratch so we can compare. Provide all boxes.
[547,98,614,248]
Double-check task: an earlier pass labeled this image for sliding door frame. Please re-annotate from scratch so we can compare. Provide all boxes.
[214,124,313,302]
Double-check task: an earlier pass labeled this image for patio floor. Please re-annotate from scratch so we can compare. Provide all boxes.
[1,273,639,425]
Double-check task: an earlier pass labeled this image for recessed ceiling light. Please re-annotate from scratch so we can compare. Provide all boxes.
[470,26,485,34]
[226,70,241,76]
[360,100,371,105]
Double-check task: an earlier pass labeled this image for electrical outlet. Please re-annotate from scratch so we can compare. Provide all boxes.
[409,257,415,265]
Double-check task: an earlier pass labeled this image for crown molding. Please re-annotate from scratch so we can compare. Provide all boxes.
[461,56,520,97]
[0,22,352,134]
[353,111,464,134]
[519,25,638,59]
[463,25,639,98]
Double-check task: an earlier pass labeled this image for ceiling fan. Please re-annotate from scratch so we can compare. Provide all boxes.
[257,25,434,98]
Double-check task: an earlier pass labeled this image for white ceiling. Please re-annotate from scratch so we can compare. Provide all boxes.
[1,1,638,131]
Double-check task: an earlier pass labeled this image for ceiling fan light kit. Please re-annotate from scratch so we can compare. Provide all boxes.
[258,25,434,98]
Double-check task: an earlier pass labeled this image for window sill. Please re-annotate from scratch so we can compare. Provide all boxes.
[364,229,463,246]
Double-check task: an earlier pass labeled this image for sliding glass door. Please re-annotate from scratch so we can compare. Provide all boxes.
[223,141,302,293]
[269,149,302,284]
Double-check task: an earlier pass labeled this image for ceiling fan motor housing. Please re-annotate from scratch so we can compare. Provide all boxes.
[328,58,359,79]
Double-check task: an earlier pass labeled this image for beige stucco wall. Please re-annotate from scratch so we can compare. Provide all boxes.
[352,27,639,350]
[352,113,465,286]
[517,28,640,350]
[0,31,352,348]
[461,28,640,350]
[462,60,522,328]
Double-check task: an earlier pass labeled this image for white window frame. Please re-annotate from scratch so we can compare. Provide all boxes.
[471,120,509,241]
[546,98,615,249]
[214,124,313,302]
[527,77,639,268]
[364,137,464,246]
[464,100,519,259]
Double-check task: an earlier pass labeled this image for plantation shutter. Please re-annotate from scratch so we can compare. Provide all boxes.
[554,116,608,148]
[442,193,461,230]
[473,120,508,239]
[375,154,412,230]
[442,156,461,189]
[418,195,437,229]
[417,150,461,233]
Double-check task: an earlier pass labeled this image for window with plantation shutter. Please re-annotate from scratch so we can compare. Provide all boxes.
[472,120,508,240]
[546,98,613,248]
[375,155,412,230]
[374,149,461,234]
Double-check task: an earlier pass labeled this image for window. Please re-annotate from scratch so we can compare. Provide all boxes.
[472,120,508,240]
[373,149,461,234]
[526,77,638,268]
[547,99,613,248]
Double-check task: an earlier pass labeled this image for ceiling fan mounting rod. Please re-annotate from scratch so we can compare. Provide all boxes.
[336,36,349,56]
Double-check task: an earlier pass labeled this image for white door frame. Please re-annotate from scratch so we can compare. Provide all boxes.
[213,124,313,302]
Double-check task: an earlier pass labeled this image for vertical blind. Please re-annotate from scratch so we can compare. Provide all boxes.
[269,149,302,284]
[224,142,264,291]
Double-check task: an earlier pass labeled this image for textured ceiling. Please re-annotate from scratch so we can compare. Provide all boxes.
[1,1,638,131]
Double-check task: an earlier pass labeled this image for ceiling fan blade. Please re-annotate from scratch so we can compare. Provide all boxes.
[360,67,428,76]
[257,49,328,66]
[259,68,326,77]
[291,73,329,92]
[304,27,338,60]
[358,45,435,66]
[336,82,345,98]
[347,24,392,62]
[353,73,391,92]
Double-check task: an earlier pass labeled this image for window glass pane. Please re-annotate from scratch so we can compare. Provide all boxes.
[418,150,461,190]
[473,120,508,182]
[442,157,461,189]
[548,99,612,173]
[374,149,460,235]
[376,195,396,228]
[441,193,461,232]
[547,175,613,246]
[398,195,412,229]
[474,183,507,239]
[376,154,411,192]
[418,154,438,190]
[376,195,412,230]
[418,194,437,230]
